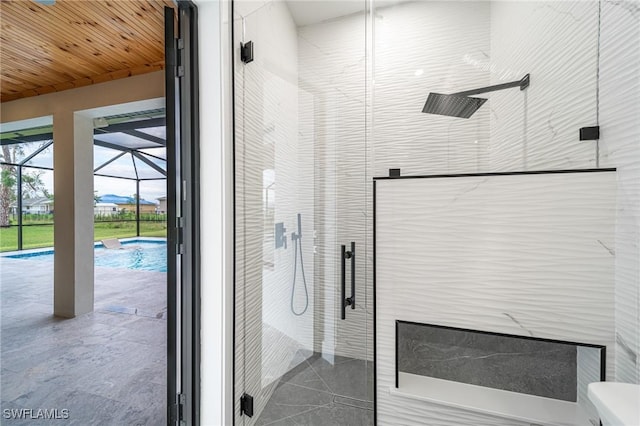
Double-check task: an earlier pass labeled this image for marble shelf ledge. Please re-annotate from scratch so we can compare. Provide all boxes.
[390,373,593,426]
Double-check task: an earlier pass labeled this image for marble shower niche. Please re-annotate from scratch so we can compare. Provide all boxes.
[396,321,605,402]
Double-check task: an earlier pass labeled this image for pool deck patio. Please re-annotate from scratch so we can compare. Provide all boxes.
[0,254,167,425]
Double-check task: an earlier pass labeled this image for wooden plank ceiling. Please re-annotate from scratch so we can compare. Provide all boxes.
[0,0,175,102]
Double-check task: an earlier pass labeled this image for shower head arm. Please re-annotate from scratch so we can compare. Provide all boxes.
[453,74,529,97]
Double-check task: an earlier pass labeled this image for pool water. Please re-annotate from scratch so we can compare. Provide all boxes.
[4,240,167,273]
[95,241,167,272]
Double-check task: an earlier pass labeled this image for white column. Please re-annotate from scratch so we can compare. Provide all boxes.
[53,111,94,318]
[197,1,234,424]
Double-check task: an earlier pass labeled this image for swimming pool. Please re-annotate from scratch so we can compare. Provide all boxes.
[3,239,167,273]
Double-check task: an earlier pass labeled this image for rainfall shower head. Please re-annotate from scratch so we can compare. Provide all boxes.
[422,74,530,118]
[422,93,487,119]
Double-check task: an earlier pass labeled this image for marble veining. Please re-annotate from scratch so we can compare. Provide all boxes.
[503,312,535,337]
[397,322,579,402]
[449,178,489,206]
[597,239,616,256]
[532,3,584,23]
[605,0,640,20]
[616,333,638,364]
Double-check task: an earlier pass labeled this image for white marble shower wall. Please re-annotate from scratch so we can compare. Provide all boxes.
[373,1,492,176]
[233,1,640,422]
[375,171,617,426]
[488,1,599,171]
[370,0,639,385]
[479,0,638,384]
[297,9,371,362]
[598,0,640,383]
[295,0,497,362]
[234,1,315,423]
[372,1,601,175]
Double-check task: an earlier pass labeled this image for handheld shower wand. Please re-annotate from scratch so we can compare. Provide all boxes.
[290,213,309,316]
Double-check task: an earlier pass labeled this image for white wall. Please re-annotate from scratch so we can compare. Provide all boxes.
[196,0,234,425]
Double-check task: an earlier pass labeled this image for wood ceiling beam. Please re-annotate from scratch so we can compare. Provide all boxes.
[1,61,165,102]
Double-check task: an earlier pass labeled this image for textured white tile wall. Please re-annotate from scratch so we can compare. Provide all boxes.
[297,11,372,362]
[489,1,599,171]
[233,0,640,423]
[369,1,638,423]
[373,1,492,176]
[234,1,315,423]
[375,172,617,426]
[235,4,373,423]
[295,0,496,366]
[598,0,640,383]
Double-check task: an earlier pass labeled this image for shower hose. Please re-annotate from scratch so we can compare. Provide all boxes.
[290,230,309,316]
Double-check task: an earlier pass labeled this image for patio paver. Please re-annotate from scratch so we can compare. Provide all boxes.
[1,257,167,425]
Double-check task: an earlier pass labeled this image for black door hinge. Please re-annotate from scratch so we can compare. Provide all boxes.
[240,393,254,417]
[241,41,254,64]
[176,216,184,254]
[176,38,185,77]
[170,393,185,424]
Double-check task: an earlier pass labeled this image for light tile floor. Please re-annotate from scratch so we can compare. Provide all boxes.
[1,257,166,425]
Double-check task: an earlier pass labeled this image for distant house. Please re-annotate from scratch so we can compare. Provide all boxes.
[10,197,54,215]
[94,203,118,216]
[97,194,157,214]
[157,196,167,214]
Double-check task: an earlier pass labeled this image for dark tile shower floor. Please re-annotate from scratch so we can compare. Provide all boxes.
[256,353,374,426]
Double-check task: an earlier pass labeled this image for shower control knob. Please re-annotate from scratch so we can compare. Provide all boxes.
[344,251,353,259]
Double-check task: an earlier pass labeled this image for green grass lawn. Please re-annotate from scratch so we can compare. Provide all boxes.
[0,221,166,252]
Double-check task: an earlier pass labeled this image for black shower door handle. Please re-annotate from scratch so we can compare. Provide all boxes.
[341,242,355,320]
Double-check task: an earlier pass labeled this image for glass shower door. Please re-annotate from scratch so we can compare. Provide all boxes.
[233,1,373,424]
